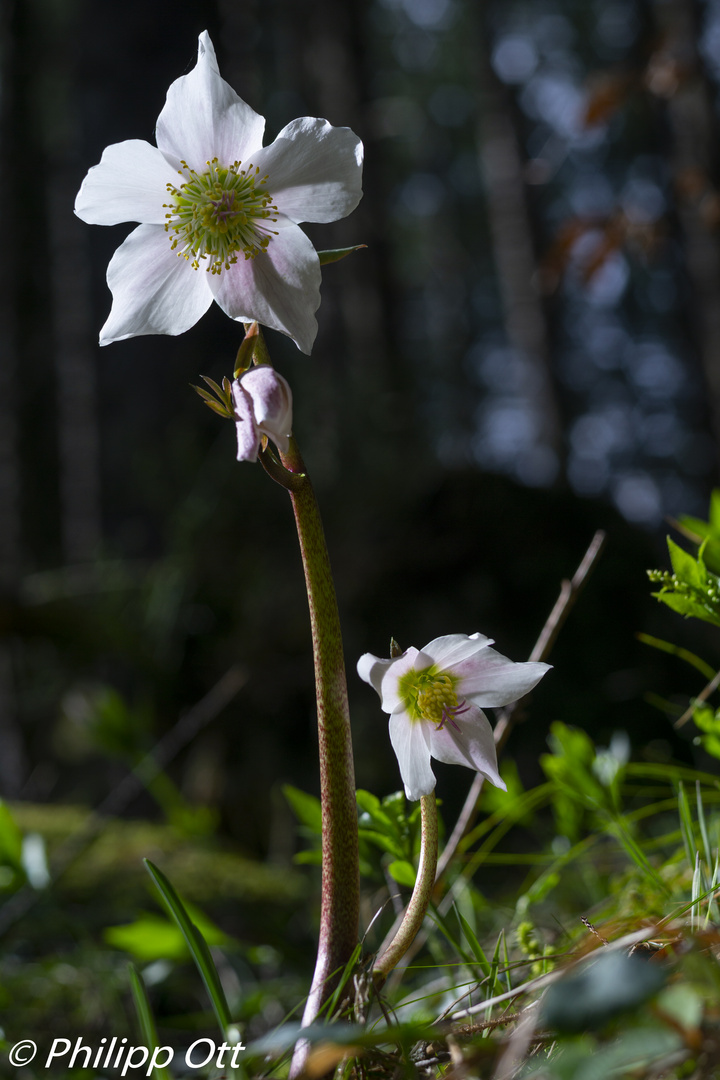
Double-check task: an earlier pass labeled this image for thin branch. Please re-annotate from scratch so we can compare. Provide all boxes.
[377,532,607,991]
[436,530,606,882]
[674,666,720,728]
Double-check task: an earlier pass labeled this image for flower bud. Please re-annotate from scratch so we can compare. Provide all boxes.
[231,367,293,462]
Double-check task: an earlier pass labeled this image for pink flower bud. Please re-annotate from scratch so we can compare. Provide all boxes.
[231,367,293,462]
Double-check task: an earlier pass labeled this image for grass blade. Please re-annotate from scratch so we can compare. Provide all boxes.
[128,964,174,1080]
[696,780,713,868]
[144,859,232,1034]
[677,782,697,867]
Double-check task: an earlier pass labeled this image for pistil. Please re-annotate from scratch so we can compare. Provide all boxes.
[164,157,279,273]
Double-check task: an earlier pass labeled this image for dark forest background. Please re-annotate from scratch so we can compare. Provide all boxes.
[3,0,720,1042]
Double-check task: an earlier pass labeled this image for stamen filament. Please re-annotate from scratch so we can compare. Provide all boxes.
[163,157,279,273]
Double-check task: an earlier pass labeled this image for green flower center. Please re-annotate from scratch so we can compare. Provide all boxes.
[397,667,462,728]
[164,158,278,274]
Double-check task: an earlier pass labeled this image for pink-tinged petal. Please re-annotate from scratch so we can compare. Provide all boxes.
[357,653,395,696]
[454,652,551,707]
[251,118,364,223]
[378,647,423,714]
[208,218,321,354]
[99,224,213,345]
[240,367,292,453]
[427,705,506,790]
[389,714,436,801]
[74,140,178,226]
[156,32,265,173]
[422,632,495,670]
[231,381,261,462]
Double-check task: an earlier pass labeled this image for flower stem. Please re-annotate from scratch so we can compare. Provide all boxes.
[372,794,438,990]
[277,437,360,1032]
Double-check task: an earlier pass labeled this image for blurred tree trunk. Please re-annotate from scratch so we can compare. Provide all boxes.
[652,0,720,472]
[0,0,27,795]
[274,0,401,480]
[469,4,564,476]
[42,1,102,564]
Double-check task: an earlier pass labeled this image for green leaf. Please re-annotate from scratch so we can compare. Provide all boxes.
[696,780,713,868]
[677,781,697,867]
[653,588,720,627]
[105,912,229,963]
[667,537,705,586]
[358,828,405,859]
[709,488,720,532]
[283,784,322,833]
[540,952,667,1033]
[0,801,23,870]
[355,790,380,815]
[456,911,491,978]
[388,859,416,887]
[317,244,367,265]
[325,943,362,1017]
[128,965,173,1080]
[144,859,232,1034]
[293,849,323,865]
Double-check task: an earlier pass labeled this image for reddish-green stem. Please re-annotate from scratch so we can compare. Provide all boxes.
[277,437,359,1042]
[373,794,438,989]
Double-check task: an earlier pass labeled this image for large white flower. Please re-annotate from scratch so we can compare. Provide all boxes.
[74,32,363,354]
[357,633,550,801]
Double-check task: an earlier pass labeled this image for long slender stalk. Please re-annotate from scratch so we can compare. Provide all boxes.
[373,794,438,989]
[275,437,359,1043]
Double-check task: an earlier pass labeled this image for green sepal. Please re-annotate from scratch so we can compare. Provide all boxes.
[191,376,234,419]
[317,244,367,265]
[235,321,271,376]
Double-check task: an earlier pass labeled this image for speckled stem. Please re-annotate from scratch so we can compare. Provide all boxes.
[278,437,359,1061]
[372,794,438,990]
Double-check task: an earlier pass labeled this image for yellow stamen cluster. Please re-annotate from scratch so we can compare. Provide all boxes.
[416,674,458,723]
[164,158,278,273]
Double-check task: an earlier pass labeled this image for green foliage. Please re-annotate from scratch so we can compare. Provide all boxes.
[144,859,233,1034]
[284,784,423,880]
[0,801,24,880]
[128,964,173,1080]
[675,488,720,573]
[540,952,667,1034]
[693,704,720,761]
[540,722,624,841]
[648,538,720,627]
[104,907,230,962]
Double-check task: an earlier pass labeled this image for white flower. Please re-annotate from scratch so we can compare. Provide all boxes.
[357,633,550,801]
[232,367,292,462]
[74,32,363,354]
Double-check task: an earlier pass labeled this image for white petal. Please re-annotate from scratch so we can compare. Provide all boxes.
[251,118,364,223]
[208,218,321,354]
[231,382,261,462]
[357,653,394,697]
[99,224,213,345]
[422,633,495,670]
[378,647,422,714]
[74,140,178,226]
[427,706,506,790]
[454,651,551,707]
[389,714,436,801]
[156,31,266,172]
[240,367,293,452]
